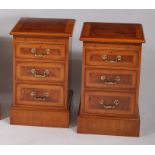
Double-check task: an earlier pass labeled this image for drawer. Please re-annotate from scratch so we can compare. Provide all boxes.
[16,62,65,83]
[85,49,138,68]
[85,69,137,89]
[15,43,65,61]
[84,91,135,116]
[16,84,65,107]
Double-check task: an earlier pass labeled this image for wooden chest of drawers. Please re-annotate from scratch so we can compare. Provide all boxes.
[77,22,145,136]
[10,17,75,127]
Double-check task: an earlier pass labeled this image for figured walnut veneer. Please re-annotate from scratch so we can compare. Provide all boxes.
[77,22,145,137]
[10,17,75,127]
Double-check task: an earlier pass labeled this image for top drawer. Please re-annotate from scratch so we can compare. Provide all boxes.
[15,43,66,61]
[85,49,139,68]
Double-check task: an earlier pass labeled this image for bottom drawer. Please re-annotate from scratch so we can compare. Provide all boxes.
[15,84,65,108]
[84,90,136,116]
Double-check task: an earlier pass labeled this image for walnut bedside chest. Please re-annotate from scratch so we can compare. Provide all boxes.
[77,22,145,136]
[10,17,75,127]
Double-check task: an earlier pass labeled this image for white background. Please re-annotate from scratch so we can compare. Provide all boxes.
[0,9,155,144]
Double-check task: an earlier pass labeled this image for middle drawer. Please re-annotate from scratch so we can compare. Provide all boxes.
[85,68,137,89]
[16,62,65,83]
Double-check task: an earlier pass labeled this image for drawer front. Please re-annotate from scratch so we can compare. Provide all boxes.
[15,43,65,61]
[85,49,138,68]
[85,69,137,89]
[16,62,65,83]
[84,91,135,116]
[16,84,65,107]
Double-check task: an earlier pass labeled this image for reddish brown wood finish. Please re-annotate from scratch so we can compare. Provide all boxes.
[11,107,70,128]
[10,17,75,127]
[85,69,137,89]
[16,62,65,83]
[10,17,75,37]
[77,113,140,137]
[78,22,145,136]
[16,84,65,107]
[85,49,139,68]
[80,22,145,43]
[15,43,66,61]
[84,90,136,116]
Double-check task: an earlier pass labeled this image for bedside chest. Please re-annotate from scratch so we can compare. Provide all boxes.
[10,17,75,127]
[77,22,145,136]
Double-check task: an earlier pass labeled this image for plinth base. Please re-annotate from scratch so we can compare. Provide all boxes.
[77,113,140,137]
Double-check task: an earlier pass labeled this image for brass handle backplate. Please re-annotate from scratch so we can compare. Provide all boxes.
[31,48,50,57]
[99,99,119,109]
[100,75,121,84]
[101,54,122,63]
[30,91,49,101]
[31,69,50,78]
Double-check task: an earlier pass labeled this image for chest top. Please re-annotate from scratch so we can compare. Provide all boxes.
[10,17,75,37]
[80,22,145,43]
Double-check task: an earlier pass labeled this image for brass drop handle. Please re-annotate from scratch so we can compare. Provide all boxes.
[101,54,122,63]
[30,92,49,101]
[99,99,119,109]
[31,48,50,57]
[31,69,50,78]
[100,75,120,84]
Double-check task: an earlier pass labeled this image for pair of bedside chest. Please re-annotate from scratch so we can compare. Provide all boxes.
[9,18,145,137]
